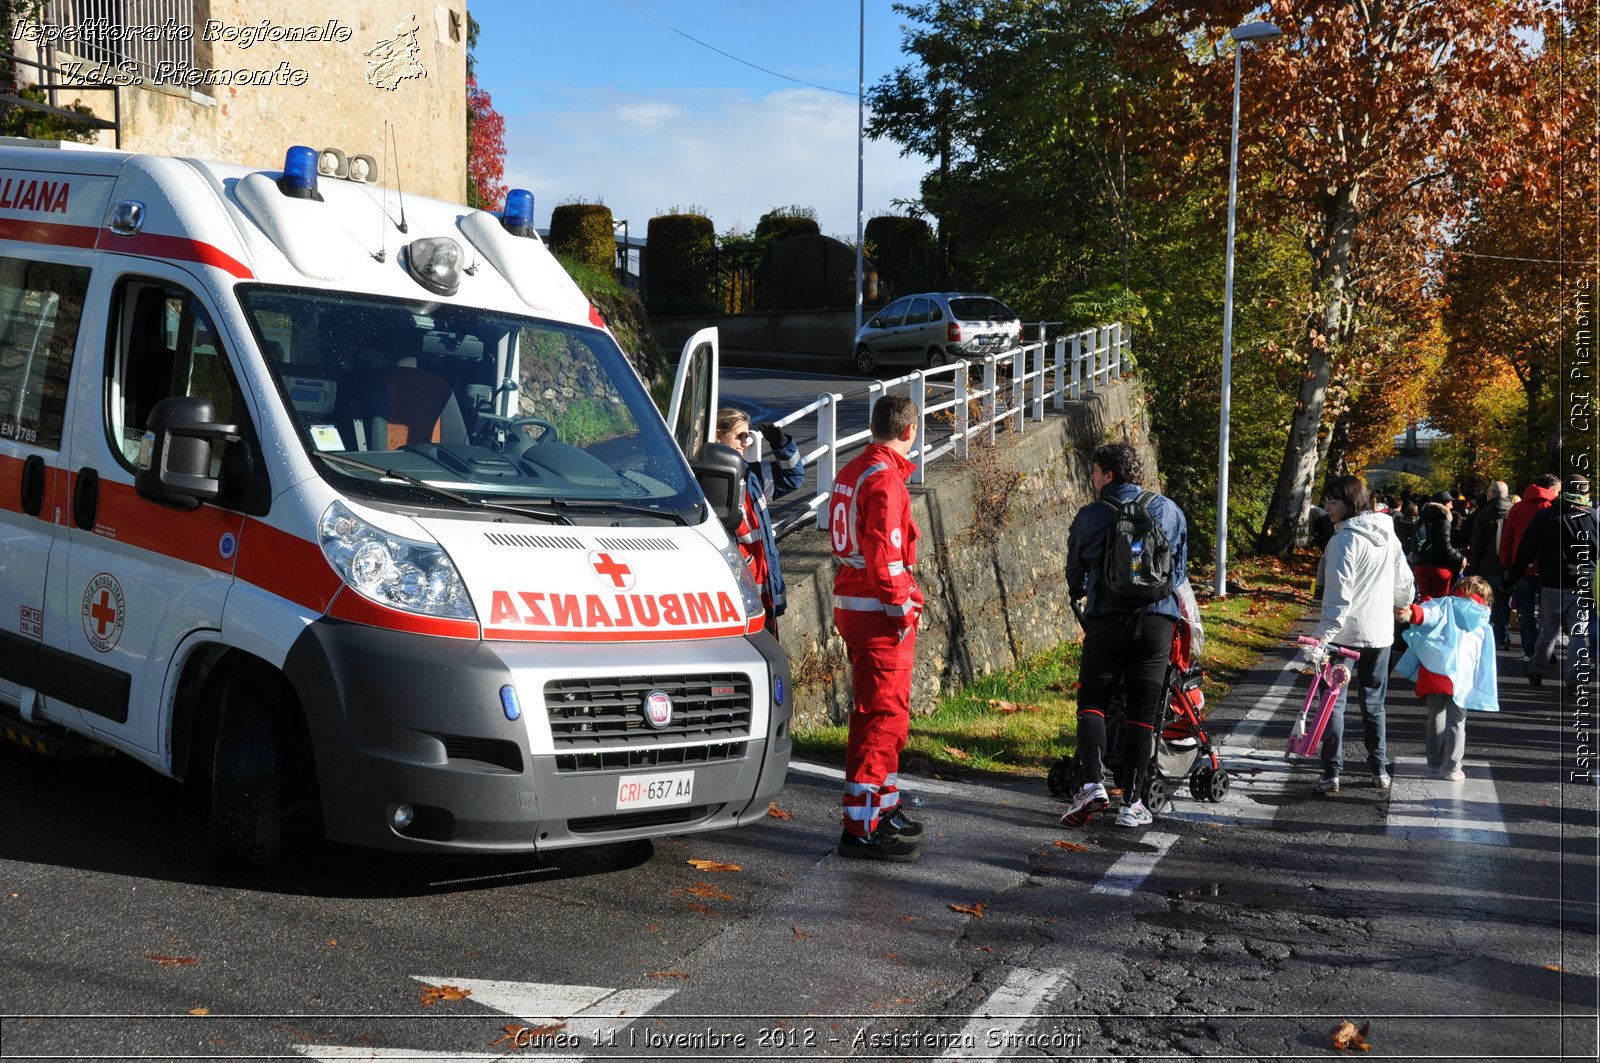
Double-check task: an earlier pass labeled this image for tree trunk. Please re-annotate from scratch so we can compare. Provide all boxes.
[1258,185,1360,554]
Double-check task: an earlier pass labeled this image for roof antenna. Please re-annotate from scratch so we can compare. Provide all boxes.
[389,121,409,234]
[371,122,389,262]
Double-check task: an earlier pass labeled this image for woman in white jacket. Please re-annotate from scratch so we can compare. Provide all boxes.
[1309,475,1416,794]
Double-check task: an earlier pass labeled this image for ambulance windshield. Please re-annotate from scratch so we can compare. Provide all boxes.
[238,285,699,520]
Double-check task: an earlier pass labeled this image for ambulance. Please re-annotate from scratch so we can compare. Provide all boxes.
[0,139,791,869]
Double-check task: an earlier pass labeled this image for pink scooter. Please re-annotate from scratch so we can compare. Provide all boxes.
[1285,636,1361,758]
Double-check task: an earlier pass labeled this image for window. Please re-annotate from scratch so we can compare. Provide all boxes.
[107,279,247,473]
[904,297,932,325]
[0,256,91,450]
[873,299,909,328]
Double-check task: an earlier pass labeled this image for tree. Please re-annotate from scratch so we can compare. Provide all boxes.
[1144,0,1551,553]
[465,75,507,211]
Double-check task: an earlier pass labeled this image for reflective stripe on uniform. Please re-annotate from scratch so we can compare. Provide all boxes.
[834,594,885,612]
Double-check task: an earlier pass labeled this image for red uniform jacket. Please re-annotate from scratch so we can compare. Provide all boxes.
[830,443,923,624]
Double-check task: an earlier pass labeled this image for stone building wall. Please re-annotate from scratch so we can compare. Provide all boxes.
[14,1,467,204]
[774,378,1162,729]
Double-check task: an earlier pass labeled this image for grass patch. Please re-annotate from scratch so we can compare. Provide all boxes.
[791,552,1316,779]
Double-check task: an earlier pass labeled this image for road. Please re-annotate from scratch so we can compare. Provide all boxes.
[1,619,1595,1060]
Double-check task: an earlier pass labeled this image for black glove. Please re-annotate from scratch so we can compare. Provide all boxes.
[756,422,786,450]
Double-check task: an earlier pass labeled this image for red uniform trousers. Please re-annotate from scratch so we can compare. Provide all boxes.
[836,609,917,838]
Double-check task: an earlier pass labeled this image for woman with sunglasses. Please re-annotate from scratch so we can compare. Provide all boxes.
[715,407,806,635]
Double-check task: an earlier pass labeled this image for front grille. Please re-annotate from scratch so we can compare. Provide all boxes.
[567,803,723,834]
[555,741,748,773]
[544,673,753,748]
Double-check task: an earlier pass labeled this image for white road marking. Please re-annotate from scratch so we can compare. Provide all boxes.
[787,758,956,794]
[1229,675,1306,745]
[939,966,1071,1059]
[292,978,675,1061]
[1385,755,1510,846]
[1090,831,1180,894]
[1162,745,1305,829]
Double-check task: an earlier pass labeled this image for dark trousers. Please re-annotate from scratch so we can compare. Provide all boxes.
[1076,611,1175,802]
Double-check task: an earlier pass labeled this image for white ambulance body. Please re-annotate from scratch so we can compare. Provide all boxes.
[0,140,791,868]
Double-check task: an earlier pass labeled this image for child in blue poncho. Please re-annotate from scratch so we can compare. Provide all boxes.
[1394,575,1499,781]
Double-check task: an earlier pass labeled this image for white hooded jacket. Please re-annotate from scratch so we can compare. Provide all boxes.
[1312,511,1415,649]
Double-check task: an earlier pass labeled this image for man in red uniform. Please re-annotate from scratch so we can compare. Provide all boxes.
[1500,473,1560,660]
[830,395,925,861]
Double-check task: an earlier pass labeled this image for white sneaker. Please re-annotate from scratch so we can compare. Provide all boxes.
[1060,782,1110,827]
[1311,776,1340,795]
[1115,801,1154,828]
[1442,769,1466,782]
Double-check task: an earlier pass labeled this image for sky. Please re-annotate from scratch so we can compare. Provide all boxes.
[467,0,929,240]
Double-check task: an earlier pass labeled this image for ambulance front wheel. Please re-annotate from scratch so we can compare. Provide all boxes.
[207,670,284,872]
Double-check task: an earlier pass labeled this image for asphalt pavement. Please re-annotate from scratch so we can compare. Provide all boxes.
[1,612,1595,1061]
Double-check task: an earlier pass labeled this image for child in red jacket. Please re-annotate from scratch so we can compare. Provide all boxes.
[1394,575,1500,782]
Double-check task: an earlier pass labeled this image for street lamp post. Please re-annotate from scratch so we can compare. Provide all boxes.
[1215,20,1282,598]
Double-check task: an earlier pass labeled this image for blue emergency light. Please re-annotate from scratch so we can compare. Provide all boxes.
[502,188,534,236]
[279,145,321,200]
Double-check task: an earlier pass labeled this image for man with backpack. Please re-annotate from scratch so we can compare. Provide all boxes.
[1060,443,1188,829]
[1507,476,1596,697]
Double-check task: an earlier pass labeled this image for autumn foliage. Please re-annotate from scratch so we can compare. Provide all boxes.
[466,74,507,211]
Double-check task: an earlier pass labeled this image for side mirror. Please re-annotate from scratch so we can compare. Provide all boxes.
[135,396,241,510]
[691,441,745,533]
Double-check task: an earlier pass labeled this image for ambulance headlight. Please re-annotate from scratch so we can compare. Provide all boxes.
[717,539,765,623]
[406,237,463,296]
[319,500,476,621]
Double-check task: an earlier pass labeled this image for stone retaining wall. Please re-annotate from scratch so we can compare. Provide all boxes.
[773,377,1162,729]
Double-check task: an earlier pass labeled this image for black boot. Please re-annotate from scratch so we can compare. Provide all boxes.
[881,807,924,840]
[837,823,921,862]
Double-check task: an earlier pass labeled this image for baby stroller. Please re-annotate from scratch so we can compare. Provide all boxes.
[1047,607,1230,813]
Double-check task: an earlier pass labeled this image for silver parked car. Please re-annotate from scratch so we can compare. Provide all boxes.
[851,292,1022,376]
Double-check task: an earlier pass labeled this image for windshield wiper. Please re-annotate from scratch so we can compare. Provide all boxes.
[542,499,692,525]
[317,454,571,523]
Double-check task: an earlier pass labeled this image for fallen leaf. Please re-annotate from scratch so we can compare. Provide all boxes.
[943,746,971,761]
[885,952,898,959]
[1545,963,1566,972]
[893,997,916,1004]
[685,902,717,916]
[188,1007,209,1016]
[988,698,1020,713]
[1053,840,1089,852]
[898,914,921,922]
[648,970,691,980]
[974,945,994,952]
[767,802,793,820]
[419,984,473,1007]
[675,881,733,901]
[1329,1020,1372,1051]
[791,924,809,939]
[327,940,337,946]
[948,901,987,918]
[686,859,742,872]
[145,954,199,967]
[490,1022,566,1050]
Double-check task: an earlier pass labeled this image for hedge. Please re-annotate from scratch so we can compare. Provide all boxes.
[549,203,616,276]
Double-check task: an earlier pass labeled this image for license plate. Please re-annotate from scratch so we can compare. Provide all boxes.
[615,770,694,811]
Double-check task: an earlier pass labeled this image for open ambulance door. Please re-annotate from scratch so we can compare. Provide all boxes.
[666,328,741,533]
[666,327,718,457]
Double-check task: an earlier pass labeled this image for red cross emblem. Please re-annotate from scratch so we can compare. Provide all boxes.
[80,572,125,653]
[588,551,635,590]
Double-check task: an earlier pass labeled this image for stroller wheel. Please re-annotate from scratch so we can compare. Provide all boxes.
[1189,766,1212,801]
[1204,768,1231,803]
[1046,758,1078,797]
[1142,774,1170,815]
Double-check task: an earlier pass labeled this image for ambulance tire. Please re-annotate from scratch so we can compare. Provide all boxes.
[208,670,283,872]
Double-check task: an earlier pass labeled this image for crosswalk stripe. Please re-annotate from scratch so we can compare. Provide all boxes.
[1162,746,1301,829]
[1385,755,1510,846]
[1091,832,1179,894]
[938,967,1071,1059]
[787,757,957,794]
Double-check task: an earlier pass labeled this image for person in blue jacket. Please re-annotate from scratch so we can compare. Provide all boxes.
[1394,575,1500,781]
[715,408,805,635]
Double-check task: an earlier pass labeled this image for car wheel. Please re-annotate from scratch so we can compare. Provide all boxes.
[927,346,954,369]
[854,344,877,376]
[207,669,284,872]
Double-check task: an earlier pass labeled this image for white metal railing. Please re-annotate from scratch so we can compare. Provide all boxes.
[751,321,1130,537]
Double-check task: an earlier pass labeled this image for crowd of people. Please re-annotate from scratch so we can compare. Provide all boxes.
[717,400,1592,857]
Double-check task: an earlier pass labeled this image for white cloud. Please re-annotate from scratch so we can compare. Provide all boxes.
[504,86,928,240]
